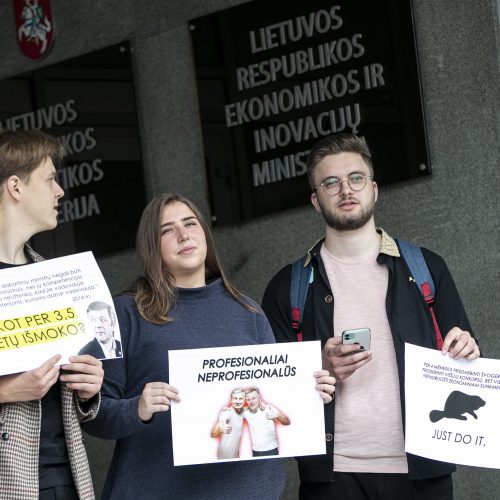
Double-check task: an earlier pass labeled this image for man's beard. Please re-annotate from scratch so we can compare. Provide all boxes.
[317,196,376,231]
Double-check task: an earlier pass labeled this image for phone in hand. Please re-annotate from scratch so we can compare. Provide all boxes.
[341,328,371,352]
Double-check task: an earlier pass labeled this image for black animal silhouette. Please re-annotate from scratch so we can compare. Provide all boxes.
[429,390,486,423]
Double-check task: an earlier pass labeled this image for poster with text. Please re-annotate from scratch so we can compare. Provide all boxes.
[405,343,500,468]
[0,252,122,375]
[169,341,326,465]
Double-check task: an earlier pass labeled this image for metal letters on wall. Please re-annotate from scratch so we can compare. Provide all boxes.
[190,0,430,225]
[0,42,146,257]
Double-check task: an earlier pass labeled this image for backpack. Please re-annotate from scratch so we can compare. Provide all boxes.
[289,238,444,349]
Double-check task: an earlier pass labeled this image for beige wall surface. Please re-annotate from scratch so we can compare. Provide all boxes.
[0,1,498,498]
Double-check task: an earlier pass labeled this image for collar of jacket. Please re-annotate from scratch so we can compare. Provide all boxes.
[304,227,400,267]
[24,244,44,263]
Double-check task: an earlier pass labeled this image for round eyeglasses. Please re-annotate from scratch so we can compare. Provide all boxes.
[314,173,373,196]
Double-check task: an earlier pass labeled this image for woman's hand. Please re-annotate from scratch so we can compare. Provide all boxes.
[138,382,180,421]
[314,369,336,404]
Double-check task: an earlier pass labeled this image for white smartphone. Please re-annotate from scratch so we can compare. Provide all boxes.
[341,328,371,352]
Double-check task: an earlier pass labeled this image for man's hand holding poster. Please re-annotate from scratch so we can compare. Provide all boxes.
[405,343,500,468]
[169,341,326,465]
[0,251,121,375]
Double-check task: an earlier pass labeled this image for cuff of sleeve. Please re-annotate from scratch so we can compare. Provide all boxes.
[75,391,101,421]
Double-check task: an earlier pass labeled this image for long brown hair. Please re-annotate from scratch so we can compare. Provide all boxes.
[134,193,257,323]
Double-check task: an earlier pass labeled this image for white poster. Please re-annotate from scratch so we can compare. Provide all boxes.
[0,252,121,375]
[405,343,500,468]
[169,340,326,466]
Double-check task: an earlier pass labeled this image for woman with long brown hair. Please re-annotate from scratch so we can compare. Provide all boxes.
[84,194,334,499]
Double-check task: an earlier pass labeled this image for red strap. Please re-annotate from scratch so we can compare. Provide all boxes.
[429,306,444,350]
[291,307,303,342]
[421,282,434,305]
[420,282,443,349]
[291,307,300,330]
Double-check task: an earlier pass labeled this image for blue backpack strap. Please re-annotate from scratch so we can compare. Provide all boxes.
[290,255,313,342]
[396,239,435,301]
[397,238,443,349]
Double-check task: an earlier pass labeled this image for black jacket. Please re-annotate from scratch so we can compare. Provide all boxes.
[78,338,123,359]
[262,235,474,482]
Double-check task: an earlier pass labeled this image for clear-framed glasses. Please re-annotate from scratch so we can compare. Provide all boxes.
[314,173,373,196]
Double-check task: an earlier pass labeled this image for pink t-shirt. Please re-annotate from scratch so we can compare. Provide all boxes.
[321,244,408,473]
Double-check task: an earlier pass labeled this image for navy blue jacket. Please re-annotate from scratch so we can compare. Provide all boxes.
[84,280,285,499]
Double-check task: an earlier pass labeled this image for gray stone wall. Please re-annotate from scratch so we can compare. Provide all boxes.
[0,1,498,498]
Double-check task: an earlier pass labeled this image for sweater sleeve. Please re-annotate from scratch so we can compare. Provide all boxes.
[262,265,296,344]
[82,296,151,440]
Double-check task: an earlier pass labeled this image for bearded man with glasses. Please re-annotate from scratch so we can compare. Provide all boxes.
[262,133,479,500]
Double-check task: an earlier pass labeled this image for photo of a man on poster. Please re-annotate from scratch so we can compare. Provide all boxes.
[210,388,246,459]
[245,387,290,457]
[79,301,122,359]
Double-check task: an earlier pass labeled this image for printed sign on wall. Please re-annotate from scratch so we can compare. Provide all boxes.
[190,0,430,225]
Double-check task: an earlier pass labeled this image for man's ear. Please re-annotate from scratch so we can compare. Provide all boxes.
[311,192,321,213]
[373,180,378,203]
[5,176,22,201]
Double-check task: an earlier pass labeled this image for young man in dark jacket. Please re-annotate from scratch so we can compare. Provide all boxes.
[262,133,479,500]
